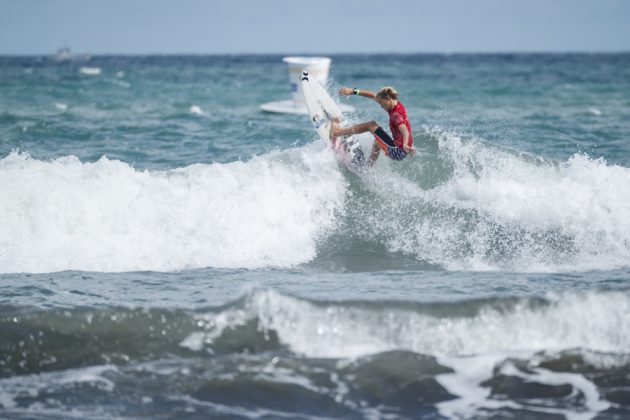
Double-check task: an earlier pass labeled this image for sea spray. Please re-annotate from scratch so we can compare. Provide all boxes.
[343,129,630,272]
[0,146,346,273]
[3,128,630,273]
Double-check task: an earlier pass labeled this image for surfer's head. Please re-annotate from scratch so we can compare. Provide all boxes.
[376,87,399,111]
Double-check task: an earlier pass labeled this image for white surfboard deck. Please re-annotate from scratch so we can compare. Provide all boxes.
[300,71,366,168]
[260,100,354,115]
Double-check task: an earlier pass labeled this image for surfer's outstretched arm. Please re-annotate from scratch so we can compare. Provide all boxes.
[339,87,377,101]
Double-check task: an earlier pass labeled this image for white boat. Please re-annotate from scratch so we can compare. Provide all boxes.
[261,56,353,115]
[52,46,91,62]
[53,47,72,62]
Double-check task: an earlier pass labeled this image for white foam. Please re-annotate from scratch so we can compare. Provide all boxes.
[502,361,609,417]
[179,307,252,351]
[381,128,630,272]
[588,107,602,116]
[57,365,116,392]
[179,332,206,351]
[4,126,630,274]
[182,289,627,418]
[0,365,117,412]
[436,354,521,418]
[184,289,630,359]
[0,146,345,273]
[436,355,611,419]
[54,102,68,111]
[114,79,131,89]
[0,392,16,409]
[189,105,205,116]
[79,67,101,76]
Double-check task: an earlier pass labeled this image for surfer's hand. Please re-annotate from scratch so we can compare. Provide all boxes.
[404,146,417,156]
[339,87,354,96]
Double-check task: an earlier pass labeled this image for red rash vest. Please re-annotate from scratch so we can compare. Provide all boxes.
[388,102,413,149]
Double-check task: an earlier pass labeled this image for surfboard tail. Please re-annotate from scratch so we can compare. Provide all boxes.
[300,68,366,169]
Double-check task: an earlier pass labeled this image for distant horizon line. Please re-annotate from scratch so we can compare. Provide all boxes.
[1,50,629,57]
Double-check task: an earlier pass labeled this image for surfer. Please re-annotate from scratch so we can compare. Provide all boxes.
[330,86,416,165]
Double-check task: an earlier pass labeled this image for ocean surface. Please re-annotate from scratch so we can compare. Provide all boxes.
[1,53,630,419]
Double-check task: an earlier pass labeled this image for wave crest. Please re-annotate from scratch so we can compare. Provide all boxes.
[0,147,345,273]
[2,127,630,273]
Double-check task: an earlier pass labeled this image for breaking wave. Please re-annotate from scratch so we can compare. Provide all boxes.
[1,289,629,418]
[2,128,630,273]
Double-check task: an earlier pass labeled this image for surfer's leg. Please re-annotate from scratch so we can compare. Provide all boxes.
[371,126,407,161]
[368,142,381,166]
[330,120,378,139]
[369,127,398,165]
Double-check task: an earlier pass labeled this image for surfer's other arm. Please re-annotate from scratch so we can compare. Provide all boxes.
[399,124,416,156]
[339,87,377,101]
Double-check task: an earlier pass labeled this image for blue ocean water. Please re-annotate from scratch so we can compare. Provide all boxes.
[1,54,630,419]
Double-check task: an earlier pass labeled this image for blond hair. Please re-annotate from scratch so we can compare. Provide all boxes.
[376,86,399,100]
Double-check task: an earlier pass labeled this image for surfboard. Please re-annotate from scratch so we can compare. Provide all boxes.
[300,71,365,168]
